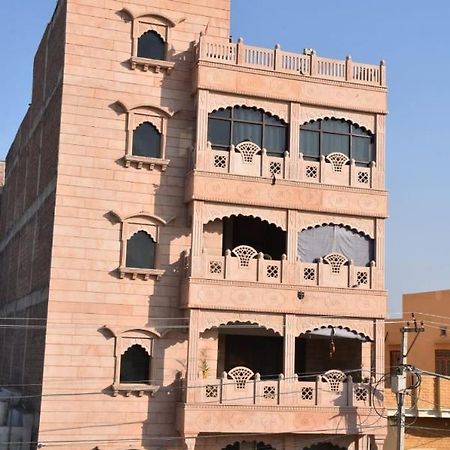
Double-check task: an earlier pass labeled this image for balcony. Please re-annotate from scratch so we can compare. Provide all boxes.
[183,247,378,289]
[195,36,386,88]
[203,142,379,189]
[177,369,384,436]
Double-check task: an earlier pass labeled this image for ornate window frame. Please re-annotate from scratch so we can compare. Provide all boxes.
[103,326,161,397]
[111,211,174,280]
[121,8,184,73]
[117,102,175,171]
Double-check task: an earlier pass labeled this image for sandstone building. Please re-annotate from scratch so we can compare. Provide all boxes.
[0,0,388,448]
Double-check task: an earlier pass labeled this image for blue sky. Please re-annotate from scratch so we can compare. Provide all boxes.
[1,0,449,315]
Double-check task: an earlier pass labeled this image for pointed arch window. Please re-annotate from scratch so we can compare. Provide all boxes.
[126,231,156,269]
[137,30,165,60]
[122,9,183,72]
[300,118,375,167]
[104,327,160,397]
[111,211,174,280]
[132,122,161,158]
[118,102,174,171]
[120,344,151,383]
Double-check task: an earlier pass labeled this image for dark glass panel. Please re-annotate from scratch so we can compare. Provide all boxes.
[209,108,231,119]
[264,125,287,154]
[233,106,263,122]
[352,136,372,163]
[322,133,350,156]
[120,345,150,383]
[299,130,320,158]
[352,124,372,136]
[208,119,231,147]
[264,114,285,126]
[126,231,156,269]
[233,122,262,147]
[137,30,165,60]
[132,122,161,158]
[321,118,350,134]
[301,121,320,131]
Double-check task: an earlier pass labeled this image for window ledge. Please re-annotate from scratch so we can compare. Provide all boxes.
[130,56,175,73]
[118,267,165,281]
[112,383,160,397]
[123,155,170,171]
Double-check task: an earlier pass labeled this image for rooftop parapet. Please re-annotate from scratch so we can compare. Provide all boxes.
[195,35,386,88]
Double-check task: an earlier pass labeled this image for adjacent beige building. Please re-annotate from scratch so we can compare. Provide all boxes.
[0,0,388,449]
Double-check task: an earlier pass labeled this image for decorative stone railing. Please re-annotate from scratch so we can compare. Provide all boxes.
[202,144,379,189]
[185,369,378,408]
[195,35,386,87]
[184,248,378,289]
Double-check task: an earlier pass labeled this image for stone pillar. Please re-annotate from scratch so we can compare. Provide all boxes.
[361,342,372,380]
[374,319,385,387]
[187,309,200,383]
[375,114,386,189]
[288,102,301,180]
[184,436,197,450]
[195,89,209,170]
[284,314,296,379]
[190,201,204,277]
[375,218,385,289]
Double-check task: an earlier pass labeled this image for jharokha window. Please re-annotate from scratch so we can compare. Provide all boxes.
[117,102,174,171]
[103,327,160,397]
[111,211,173,280]
[121,8,181,72]
[436,350,450,376]
[208,106,288,156]
[300,118,375,166]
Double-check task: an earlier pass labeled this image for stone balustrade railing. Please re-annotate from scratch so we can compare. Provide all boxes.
[184,370,378,408]
[200,144,379,189]
[184,248,378,290]
[196,36,386,87]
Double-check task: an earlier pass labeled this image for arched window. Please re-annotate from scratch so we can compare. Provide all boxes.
[298,224,374,266]
[126,231,156,269]
[300,118,375,166]
[208,106,288,156]
[132,122,161,158]
[137,30,166,60]
[303,444,346,450]
[120,344,150,383]
[223,442,275,450]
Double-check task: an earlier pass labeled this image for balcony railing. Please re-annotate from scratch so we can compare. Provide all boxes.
[184,247,378,290]
[184,368,378,409]
[196,36,386,87]
[203,143,379,189]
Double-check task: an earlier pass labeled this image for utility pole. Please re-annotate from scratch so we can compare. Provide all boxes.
[395,314,424,450]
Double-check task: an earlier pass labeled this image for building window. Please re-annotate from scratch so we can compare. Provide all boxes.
[103,327,160,397]
[300,118,375,167]
[111,211,173,280]
[126,231,156,269]
[132,122,161,158]
[137,30,165,60]
[441,327,448,337]
[122,9,181,72]
[298,224,375,267]
[436,350,450,375]
[120,344,151,383]
[208,106,288,156]
[117,102,174,171]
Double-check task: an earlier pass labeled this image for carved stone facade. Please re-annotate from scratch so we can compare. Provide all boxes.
[0,0,387,449]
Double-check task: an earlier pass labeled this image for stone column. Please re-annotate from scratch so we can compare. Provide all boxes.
[375,114,386,189]
[284,314,296,379]
[195,89,209,170]
[190,201,204,277]
[187,309,200,383]
[374,319,385,387]
[285,210,298,283]
[289,103,301,180]
[375,218,385,289]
